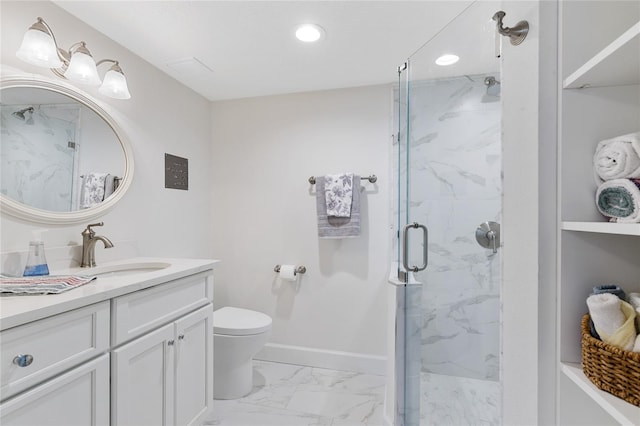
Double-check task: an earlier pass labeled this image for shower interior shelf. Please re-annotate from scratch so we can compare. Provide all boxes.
[563,20,640,89]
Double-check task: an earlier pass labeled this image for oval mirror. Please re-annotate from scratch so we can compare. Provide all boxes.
[0,75,133,224]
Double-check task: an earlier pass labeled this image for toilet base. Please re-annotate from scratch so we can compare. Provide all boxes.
[214,359,253,399]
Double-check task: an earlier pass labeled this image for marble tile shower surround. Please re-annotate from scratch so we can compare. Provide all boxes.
[0,104,81,212]
[202,360,499,426]
[392,74,501,381]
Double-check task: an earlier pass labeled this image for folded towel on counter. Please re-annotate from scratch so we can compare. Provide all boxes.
[0,275,97,295]
[596,178,640,223]
[316,175,361,238]
[80,173,109,209]
[593,132,640,183]
[324,173,354,217]
[587,293,637,351]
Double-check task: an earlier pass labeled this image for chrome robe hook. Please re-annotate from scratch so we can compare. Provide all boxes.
[492,11,529,46]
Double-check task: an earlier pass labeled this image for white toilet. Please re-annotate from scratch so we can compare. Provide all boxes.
[213,307,272,399]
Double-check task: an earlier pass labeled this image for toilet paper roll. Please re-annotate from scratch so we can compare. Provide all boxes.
[279,265,297,281]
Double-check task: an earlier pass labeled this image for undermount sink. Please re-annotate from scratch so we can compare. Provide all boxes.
[83,261,171,278]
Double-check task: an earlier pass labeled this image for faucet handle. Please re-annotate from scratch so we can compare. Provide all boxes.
[83,222,104,236]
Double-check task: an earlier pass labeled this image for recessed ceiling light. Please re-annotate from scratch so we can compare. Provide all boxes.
[435,54,460,66]
[295,24,325,43]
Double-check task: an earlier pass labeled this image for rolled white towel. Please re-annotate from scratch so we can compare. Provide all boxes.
[587,293,625,337]
[630,293,640,331]
[593,132,640,183]
[635,334,640,353]
[595,179,640,223]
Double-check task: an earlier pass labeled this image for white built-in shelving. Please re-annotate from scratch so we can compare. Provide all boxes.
[563,21,640,89]
[562,221,640,236]
[558,3,640,424]
[561,363,639,426]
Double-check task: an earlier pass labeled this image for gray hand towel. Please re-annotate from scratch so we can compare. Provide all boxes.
[316,175,360,238]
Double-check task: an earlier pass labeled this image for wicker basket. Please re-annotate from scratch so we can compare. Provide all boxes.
[581,314,640,406]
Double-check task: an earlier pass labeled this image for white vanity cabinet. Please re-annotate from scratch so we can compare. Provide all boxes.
[0,258,217,426]
[0,302,111,425]
[111,272,213,426]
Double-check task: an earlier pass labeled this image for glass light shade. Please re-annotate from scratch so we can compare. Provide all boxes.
[65,51,101,85]
[99,69,131,99]
[16,29,63,68]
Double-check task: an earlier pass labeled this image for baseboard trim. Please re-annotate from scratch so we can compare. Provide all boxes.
[255,343,386,376]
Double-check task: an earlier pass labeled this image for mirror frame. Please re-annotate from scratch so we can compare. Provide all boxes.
[0,74,134,224]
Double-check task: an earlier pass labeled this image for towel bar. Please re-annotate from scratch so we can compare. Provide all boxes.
[274,265,307,275]
[308,174,377,185]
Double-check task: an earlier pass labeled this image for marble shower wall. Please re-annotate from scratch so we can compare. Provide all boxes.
[395,74,501,381]
[0,104,80,212]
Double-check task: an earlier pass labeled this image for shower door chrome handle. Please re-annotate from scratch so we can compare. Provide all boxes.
[402,222,428,273]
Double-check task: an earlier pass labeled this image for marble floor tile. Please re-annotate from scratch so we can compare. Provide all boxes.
[202,360,500,426]
[420,372,500,426]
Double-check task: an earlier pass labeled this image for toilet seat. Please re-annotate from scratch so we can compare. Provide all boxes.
[213,307,272,336]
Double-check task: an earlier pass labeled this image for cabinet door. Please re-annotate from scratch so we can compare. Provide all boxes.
[0,354,109,426]
[112,323,175,426]
[174,305,213,426]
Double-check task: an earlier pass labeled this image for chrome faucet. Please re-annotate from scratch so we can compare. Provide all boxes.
[81,222,114,268]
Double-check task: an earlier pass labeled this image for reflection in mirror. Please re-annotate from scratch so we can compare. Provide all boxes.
[0,76,133,225]
[1,84,127,212]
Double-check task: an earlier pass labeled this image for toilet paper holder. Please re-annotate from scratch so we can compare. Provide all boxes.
[274,265,307,275]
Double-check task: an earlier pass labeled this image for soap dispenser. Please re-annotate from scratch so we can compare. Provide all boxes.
[23,230,50,277]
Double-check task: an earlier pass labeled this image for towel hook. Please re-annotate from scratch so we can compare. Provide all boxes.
[492,11,529,46]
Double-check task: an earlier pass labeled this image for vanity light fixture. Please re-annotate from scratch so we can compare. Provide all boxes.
[435,54,460,66]
[16,17,131,99]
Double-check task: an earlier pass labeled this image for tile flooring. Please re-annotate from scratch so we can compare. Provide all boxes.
[202,361,386,426]
[202,361,500,426]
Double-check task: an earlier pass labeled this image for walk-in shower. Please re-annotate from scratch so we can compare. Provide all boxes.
[390,2,504,424]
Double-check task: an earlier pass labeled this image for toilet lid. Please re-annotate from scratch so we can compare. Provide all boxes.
[213,307,272,336]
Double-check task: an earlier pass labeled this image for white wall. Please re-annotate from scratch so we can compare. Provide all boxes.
[501,1,555,425]
[210,86,392,372]
[0,1,213,263]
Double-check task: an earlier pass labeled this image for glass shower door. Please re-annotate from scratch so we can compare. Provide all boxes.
[396,1,503,424]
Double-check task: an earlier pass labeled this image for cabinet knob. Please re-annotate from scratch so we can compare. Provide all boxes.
[168,340,175,346]
[13,354,34,367]
[178,334,185,340]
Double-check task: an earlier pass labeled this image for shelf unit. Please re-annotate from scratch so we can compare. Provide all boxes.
[558,2,640,424]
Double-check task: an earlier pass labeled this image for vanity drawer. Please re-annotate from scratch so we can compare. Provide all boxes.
[0,301,110,401]
[111,271,213,346]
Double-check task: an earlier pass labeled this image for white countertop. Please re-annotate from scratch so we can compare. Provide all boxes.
[0,257,218,331]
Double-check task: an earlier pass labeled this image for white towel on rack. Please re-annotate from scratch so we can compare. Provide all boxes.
[593,131,640,183]
[324,173,354,217]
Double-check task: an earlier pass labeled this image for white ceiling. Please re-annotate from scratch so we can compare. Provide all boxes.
[53,1,501,101]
